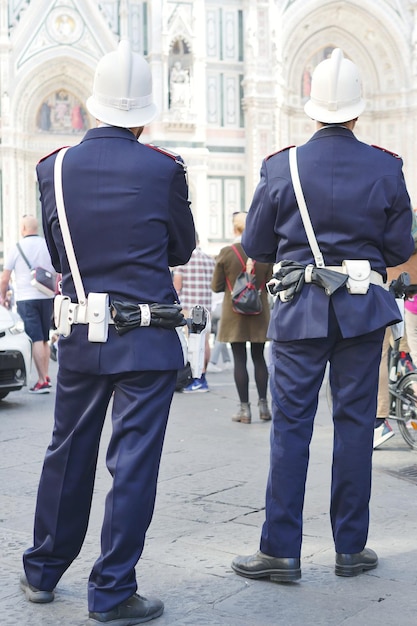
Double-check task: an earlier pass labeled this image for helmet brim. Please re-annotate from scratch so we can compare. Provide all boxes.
[304,98,366,124]
[86,96,159,128]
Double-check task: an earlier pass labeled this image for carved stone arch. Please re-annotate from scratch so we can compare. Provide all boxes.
[169,34,193,55]
[286,33,380,110]
[282,2,410,114]
[12,58,94,139]
[168,34,193,75]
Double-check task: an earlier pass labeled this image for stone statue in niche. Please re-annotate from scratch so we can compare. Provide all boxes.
[169,61,191,109]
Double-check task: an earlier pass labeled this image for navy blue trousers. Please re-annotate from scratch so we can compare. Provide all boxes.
[260,303,385,558]
[23,366,176,612]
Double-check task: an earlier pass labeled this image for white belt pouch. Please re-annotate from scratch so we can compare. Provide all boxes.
[86,292,110,342]
[54,294,71,337]
[342,260,371,294]
[54,292,110,342]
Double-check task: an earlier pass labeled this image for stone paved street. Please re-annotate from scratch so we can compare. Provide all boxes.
[0,356,416,625]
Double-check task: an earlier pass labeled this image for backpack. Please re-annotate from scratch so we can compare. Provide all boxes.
[228,245,262,315]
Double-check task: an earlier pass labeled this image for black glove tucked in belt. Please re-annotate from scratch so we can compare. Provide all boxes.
[267,260,349,302]
[110,300,186,335]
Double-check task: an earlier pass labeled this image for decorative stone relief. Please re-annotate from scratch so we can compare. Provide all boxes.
[16,2,101,69]
[46,7,83,44]
[206,9,220,59]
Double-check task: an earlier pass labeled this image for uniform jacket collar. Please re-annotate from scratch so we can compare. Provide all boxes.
[81,126,138,143]
[309,125,356,142]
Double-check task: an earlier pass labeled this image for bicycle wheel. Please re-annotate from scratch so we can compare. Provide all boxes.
[395,371,417,450]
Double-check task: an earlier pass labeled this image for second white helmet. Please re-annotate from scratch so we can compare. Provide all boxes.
[87,40,158,128]
[304,48,365,124]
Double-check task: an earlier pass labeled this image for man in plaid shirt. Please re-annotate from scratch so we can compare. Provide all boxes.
[172,234,215,392]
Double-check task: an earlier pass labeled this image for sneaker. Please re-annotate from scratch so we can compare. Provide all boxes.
[46,376,52,388]
[398,351,415,375]
[182,375,209,393]
[29,382,50,394]
[207,362,222,373]
[373,420,395,449]
[50,343,57,362]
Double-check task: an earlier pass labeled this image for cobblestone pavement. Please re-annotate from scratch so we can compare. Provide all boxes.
[1,356,416,625]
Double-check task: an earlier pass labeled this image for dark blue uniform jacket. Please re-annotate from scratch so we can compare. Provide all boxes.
[242,125,414,340]
[37,126,195,373]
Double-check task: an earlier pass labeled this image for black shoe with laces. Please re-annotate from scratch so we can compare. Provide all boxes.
[20,574,55,603]
[335,547,378,577]
[231,550,301,582]
[86,593,164,625]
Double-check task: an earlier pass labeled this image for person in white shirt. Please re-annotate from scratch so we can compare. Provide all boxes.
[0,215,55,393]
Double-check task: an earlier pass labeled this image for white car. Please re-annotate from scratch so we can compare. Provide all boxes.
[0,306,32,400]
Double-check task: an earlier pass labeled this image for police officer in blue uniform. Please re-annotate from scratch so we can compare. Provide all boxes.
[21,41,195,625]
[231,49,414,583]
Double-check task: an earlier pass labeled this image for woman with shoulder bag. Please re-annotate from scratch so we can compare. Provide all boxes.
[211,212,273,424]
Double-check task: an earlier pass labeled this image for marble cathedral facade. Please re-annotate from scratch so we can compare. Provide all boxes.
[1,0,417,261]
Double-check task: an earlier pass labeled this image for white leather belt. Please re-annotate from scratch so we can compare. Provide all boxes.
[65,301,115,324]
[326,266,384,288]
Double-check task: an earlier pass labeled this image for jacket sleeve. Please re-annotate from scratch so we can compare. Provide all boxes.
[37,161,62,273]
[167,164,196,267]
[241,160,279,263]
[211,251,226,293]
[382,167,414,267]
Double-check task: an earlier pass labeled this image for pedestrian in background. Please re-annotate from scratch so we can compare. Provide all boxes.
[211,212,273,423]
[0,214,55,393]
[172,233,215,392]
[207,291,232,372]
[20,40,195,626]
[374,254,417,448]
[231,48,413,583]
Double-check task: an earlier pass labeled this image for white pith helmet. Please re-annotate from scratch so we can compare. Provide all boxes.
[304,48,365,123]
[86,40,158,127]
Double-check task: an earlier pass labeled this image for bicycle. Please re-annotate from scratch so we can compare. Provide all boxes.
[384,273,417,450]
[326,272,417,450]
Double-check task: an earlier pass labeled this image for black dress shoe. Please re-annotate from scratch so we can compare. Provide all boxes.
[335,548,378,577]
[86,593,164,625]
[231,550,301,582]
[20,574,55,603]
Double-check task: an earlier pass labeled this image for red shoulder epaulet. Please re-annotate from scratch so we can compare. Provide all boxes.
[37,146,70,165]
[147,144,181,161]
[146,144,187,174]
[265,145,295,161]
[371,145,401,159]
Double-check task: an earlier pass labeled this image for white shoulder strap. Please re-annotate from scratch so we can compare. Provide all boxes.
[54,148,87,305]
[289,147,325,268]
